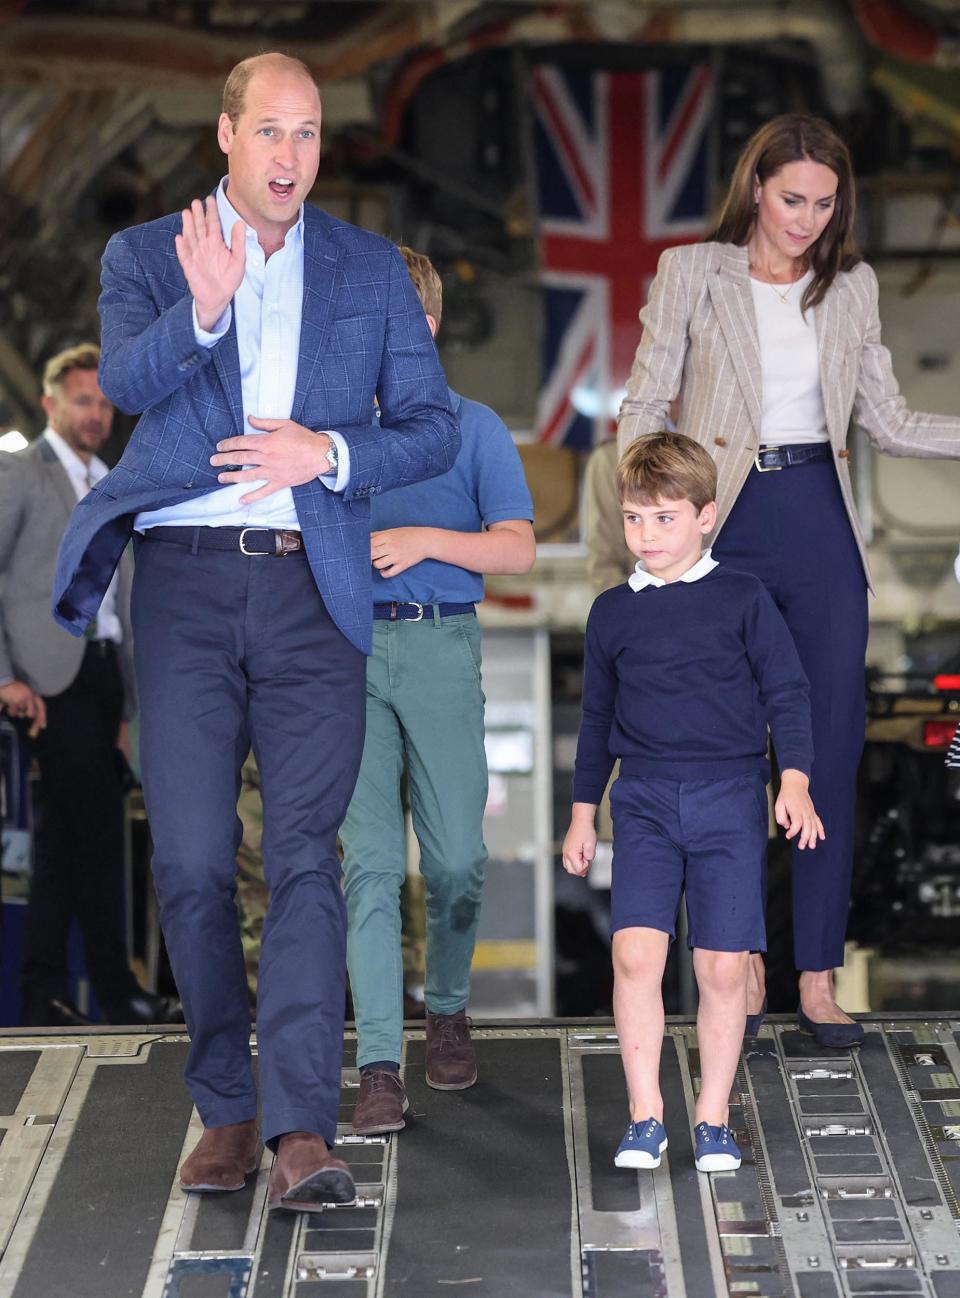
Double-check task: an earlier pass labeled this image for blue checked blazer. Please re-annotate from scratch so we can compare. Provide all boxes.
[52,203,459,654]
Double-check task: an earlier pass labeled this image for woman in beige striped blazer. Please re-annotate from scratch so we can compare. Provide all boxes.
[618,114,960,1047]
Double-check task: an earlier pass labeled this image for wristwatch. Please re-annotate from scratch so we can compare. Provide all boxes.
[323,435,338,474]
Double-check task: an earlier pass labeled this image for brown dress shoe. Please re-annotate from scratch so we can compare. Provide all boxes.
[179,1118,262,1192]
[425,1009,477,1090]
[268,1131,355,1211]
[352,1069,409,1135]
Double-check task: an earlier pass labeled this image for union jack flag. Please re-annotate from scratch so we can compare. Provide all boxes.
[532,63,715,447]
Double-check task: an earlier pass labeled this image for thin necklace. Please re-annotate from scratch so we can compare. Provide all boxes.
[749,256,803,305]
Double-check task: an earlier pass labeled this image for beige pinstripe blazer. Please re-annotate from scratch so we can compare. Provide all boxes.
[617,241,960,588]
[584,439,636,594]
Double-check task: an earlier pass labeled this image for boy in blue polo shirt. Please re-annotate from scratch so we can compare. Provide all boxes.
[340,247,535,1135]
[563,432,822,1173]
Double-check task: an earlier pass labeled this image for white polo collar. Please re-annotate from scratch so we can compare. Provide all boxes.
[628,548,718,592]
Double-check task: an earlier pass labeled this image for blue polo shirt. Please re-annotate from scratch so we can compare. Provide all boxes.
[370,389,533,605]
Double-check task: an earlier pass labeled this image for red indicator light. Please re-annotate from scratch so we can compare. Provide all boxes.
[923,719,959,749]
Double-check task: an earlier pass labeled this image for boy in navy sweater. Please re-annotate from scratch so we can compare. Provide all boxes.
[562,432,823,1173]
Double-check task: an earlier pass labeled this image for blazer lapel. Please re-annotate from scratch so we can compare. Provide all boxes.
[291,212,343,426]
[210,313,245,438]
[38,439,81,518]
[814,283,845,445]
[706,247,763,440]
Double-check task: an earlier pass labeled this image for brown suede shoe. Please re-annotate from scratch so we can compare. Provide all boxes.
[179,1118,262,1192]
[351,1069,409,1135]
[268,1131,355,1211]
[425,1009,477,1090]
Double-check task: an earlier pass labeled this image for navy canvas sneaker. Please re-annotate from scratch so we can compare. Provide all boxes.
[694,1122,741,1172]
[614,1117,668,1169]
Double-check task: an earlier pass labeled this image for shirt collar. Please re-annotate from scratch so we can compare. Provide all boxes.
[628,547,718,592]
[43,427,107,483]
[216,177,304,251]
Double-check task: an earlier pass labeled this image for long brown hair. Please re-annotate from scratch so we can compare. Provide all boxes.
[706,114,861,311]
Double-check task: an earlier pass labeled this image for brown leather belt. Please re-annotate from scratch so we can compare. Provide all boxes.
[141,526,305,556]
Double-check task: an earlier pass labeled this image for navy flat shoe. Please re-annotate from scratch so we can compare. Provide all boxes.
[744,995,768,1037]
[797,1008,864,1048]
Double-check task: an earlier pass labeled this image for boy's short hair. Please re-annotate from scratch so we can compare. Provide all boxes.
[397,245,442,326]
[42,343,100,397]
[616,432,717,512]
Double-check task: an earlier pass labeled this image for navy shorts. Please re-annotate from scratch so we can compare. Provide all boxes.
[609,775,768,952]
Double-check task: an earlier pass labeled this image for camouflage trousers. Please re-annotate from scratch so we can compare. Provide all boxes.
[236,754,426,1003]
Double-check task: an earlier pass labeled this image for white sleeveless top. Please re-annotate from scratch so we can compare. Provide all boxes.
[750,270,829,445]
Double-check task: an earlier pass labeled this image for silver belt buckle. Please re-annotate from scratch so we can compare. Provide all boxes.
[755,446,783,473]
[239,527,268,555]
[392,601,424,622]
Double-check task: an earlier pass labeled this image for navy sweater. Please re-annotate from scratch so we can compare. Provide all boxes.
[572,565,813,803]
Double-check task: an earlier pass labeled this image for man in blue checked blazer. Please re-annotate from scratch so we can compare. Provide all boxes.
[52,52,458,1211]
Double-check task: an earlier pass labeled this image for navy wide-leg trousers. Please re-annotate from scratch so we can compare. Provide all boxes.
[712,457,868,972]
[131,535,366,1147]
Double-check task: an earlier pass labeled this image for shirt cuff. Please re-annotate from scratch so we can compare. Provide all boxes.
[317,430,351,493]
[192,301,231,347]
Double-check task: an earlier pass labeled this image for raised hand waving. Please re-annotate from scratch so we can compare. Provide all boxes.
[174,196,246,331]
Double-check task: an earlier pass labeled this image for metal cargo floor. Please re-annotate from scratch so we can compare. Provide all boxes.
[0,1017,959,1297]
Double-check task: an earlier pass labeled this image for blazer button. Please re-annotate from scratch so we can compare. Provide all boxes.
[838,449,850,460]
[714,436,727,447]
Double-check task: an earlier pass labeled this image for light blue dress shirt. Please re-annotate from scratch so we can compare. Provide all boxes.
[137,178,349,532]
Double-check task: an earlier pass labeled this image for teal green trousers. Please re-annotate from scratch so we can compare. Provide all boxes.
[340,614,488,1068]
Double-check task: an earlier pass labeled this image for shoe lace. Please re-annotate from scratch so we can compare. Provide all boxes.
[436,1014,472,1051]
[364,1070,399,1095]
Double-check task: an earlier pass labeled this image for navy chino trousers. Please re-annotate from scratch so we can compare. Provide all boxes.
[131,533,366,1148]
[712,455,869,972]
